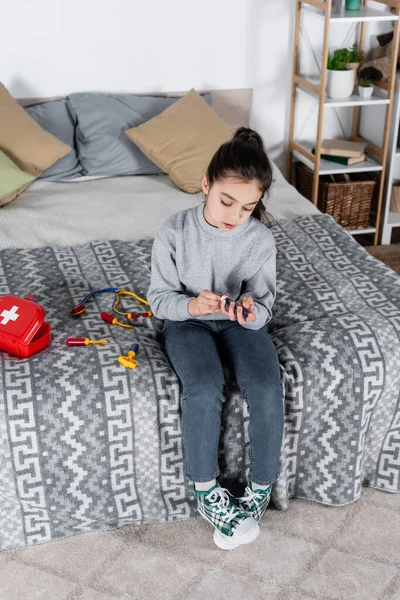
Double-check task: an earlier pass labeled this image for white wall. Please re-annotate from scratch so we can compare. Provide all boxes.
[1,0,295,170]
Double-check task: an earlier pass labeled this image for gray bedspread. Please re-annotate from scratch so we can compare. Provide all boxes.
[0,214,399,552]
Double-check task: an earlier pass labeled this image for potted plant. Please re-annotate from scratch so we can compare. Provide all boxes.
[358,77,374,99]
[333,45,363,90]
[326,50,355,99]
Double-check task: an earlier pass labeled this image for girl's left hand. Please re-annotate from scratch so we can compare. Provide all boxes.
[220,295,257,325]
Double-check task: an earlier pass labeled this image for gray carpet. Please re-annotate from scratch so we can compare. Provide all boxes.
[0,486,399,600]
[365,243,400,275]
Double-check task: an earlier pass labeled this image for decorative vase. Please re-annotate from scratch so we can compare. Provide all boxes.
[326,68,355,99]
[345,0,361,10]
[358,85,374,99]
[332,0,343,13]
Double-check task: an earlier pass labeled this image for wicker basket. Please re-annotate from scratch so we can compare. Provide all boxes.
[295,162,376,230]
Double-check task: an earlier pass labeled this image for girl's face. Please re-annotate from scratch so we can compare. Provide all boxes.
[202,176,262,232]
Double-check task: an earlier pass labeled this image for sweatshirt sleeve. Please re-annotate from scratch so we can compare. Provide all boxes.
[239,249,276,331]
[147,234,194,321]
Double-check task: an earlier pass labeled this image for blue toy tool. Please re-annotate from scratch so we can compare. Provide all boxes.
[118,343,139,369]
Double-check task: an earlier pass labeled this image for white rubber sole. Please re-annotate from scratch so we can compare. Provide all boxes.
[213,521,260,550]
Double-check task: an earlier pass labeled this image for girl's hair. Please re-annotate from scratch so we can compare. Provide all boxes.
[206,127,274,227]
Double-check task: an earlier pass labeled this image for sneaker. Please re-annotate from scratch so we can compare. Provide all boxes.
[236,484,272,522]
[195,482,260,550]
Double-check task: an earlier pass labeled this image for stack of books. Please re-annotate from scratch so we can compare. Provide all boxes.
[312,139,366,166]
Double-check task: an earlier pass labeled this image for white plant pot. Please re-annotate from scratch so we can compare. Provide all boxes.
[358,85,373,99]
[326,69,355,99]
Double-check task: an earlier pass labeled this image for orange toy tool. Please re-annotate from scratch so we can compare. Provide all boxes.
[118,343,139,369]
[66,338,108,346]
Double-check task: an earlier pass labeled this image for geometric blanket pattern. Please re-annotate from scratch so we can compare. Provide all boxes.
[0,214,399,552]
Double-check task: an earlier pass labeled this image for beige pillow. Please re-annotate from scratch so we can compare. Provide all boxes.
[125,89,233,193]
[0,83,71,177]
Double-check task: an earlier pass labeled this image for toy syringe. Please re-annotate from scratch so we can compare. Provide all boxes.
[220,295,249,316]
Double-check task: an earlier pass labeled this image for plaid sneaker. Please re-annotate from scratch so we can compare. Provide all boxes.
[236,484,272,522]
[195,483,260,550]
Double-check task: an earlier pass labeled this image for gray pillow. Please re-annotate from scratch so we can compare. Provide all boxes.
[67,92,212,177]
[25,100,82,179]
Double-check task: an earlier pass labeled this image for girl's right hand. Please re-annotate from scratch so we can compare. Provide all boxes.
[188,290,222,317]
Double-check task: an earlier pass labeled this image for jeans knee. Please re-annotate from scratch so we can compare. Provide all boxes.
[245,373,280,394]
[183,377,225,404]
[243,382,283,415]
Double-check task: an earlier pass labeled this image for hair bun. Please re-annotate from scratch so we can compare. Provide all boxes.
[233,127,264,150]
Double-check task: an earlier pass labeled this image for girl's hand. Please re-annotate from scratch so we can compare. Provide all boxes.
[220,294,257,325]
[238,296,256,324]
[188,290,222,317]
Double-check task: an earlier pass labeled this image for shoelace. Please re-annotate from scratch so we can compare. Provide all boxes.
[205,487,239,523]
[241,486,264,508]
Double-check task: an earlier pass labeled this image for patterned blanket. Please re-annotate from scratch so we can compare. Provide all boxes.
[0,214,399,552]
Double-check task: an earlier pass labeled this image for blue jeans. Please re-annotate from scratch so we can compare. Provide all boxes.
[162,319,284,486]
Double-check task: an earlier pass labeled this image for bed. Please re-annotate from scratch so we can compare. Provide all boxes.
[0,88,399,552]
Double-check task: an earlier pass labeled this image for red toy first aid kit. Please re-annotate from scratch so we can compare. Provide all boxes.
[0,295,51,358]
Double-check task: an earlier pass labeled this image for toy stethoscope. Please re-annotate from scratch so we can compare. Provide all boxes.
[71,288,152,327]
[69,288,150,367]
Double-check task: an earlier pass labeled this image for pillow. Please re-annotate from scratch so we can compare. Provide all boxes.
[66,91,212,177]
[125,89,233,193]
[25,100,82,179]
[0,83,71,177]
[0,151,36,207]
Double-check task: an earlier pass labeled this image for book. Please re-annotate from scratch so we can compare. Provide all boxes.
[320,139,366,158]
[322,154,366,166]
[312,149,366,165]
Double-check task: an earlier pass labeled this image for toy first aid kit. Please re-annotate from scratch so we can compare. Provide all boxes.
[0,295,51,358]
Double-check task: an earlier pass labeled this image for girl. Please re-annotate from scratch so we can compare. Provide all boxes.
[147,128,284,551]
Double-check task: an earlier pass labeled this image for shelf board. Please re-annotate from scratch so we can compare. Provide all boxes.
[348,226,376,236]
[304,5,399,22]
[324,93,390,108]
[293,143,383,175]
[388,212,400,226]
[297,77,389,106]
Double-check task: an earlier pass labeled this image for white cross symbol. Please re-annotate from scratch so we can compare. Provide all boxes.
[0,305,20,326]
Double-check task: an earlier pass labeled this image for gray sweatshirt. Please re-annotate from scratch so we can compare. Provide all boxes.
[147,203,276,330]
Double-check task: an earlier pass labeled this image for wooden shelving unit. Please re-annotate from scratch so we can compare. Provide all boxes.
[287,0,400,245]
[381,75,400,243]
